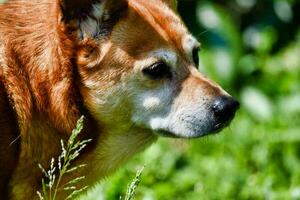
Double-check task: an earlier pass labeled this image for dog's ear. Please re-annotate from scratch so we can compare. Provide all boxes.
[60,0,128,39]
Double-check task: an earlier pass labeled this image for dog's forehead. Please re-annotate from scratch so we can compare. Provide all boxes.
[128,0,198,57]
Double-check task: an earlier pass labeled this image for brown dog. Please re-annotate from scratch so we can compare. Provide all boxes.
[0,0,239,199]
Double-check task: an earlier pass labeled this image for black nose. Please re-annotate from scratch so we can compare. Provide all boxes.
[211,96,240,123]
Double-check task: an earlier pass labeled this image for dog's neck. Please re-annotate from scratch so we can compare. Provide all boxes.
[50,122,157,200]
[77,126,157,187]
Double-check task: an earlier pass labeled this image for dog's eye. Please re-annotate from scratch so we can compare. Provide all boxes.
[142,62,171,79]
[192,46,200,66]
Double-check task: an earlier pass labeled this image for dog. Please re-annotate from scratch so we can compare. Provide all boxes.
[0,0,239,199]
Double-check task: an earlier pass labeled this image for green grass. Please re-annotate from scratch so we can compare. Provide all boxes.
[37,116,92,200]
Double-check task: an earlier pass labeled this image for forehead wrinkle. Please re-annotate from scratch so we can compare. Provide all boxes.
[129,0,188,52]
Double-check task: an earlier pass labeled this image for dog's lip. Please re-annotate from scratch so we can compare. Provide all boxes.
[153,129,181,138]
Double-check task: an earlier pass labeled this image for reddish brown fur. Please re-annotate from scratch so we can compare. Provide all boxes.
[0,0,93,198]
[0,0,80,133]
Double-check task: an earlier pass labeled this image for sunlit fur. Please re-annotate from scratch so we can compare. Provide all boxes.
[0,0,229,199]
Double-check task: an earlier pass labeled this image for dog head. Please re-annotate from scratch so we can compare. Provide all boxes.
[60,0,239,138]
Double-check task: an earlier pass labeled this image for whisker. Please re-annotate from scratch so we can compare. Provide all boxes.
[196,30,209,40]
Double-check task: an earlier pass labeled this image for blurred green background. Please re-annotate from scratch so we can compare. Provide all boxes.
[84,0,300,199]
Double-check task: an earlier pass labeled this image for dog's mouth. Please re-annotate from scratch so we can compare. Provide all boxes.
[210,113,236,133]
[153,129,181,138]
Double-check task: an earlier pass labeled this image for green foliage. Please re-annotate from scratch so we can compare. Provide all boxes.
[123,166,144,200]
[37,116,92,200]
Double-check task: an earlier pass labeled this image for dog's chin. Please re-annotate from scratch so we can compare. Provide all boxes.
[152,122,231,139]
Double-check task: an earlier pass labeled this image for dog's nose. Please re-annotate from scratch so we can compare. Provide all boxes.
[211,96,240,123]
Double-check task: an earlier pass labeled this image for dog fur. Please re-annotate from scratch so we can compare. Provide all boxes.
[0,0,237,199]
